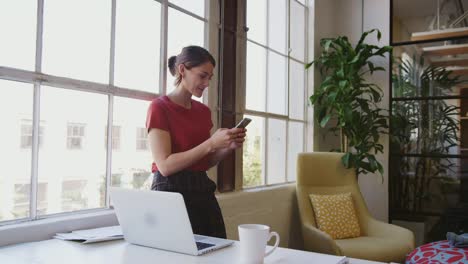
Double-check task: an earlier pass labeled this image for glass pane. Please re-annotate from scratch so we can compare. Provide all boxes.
[169,0,205,18]
[111,97,153,190]
[297,0,306,5]
[0,81,33,221]
[391,99,462,155]
[287,121,304,182]
[0,1,37,70]
[392,0,468,43]
[42,0,111,83]
[38,86,108,215]
[391,156,468,215]
[267,118,286,184]
[243,115,265,188]
[290,0,305,61]
[267,51,287,115]
[246,42,266,112]
[393,43,468,98]
[268,0,287,54]
[166,7,205,94]
[114,0,161,92]
[247,0,266,45]
[289,60,305,120]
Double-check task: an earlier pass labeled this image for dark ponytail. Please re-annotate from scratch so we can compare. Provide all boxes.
[168,56,177,76]
[168,46,216,86]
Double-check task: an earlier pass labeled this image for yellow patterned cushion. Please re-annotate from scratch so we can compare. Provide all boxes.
[309,192,361,239]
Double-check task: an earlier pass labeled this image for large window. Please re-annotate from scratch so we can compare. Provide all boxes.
[0,0,209,223]
[243,0,308,188]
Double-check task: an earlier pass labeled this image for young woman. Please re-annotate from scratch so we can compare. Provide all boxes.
[146,46,246,238]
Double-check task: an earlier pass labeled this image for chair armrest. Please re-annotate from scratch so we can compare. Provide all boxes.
[302,222,342,255]
[365,217,415,250]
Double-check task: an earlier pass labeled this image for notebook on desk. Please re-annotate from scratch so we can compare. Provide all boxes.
[110,187,233,256]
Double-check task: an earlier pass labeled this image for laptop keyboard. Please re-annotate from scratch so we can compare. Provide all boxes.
[196,241,215,251]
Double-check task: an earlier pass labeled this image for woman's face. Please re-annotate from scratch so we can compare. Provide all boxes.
[180,62,214,98]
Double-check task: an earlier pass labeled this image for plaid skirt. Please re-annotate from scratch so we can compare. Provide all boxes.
[151,171,227,239]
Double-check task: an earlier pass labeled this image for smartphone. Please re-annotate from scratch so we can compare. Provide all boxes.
[234,118,252,129]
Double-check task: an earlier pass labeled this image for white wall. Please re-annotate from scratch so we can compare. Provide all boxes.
[313,0,390,221]
[359,0,390,222]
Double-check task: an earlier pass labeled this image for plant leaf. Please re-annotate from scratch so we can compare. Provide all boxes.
[320,114,331,128]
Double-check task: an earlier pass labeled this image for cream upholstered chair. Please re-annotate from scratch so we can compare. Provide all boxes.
[296,152,414,263]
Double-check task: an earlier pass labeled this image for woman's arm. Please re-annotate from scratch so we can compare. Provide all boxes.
[148,127,240,176]
[208,148,233,168]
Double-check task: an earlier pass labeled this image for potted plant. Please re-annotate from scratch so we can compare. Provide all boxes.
[306,29,392,177]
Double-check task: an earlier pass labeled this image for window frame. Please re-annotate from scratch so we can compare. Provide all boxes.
[241,0,309,189]
[0,0,217,226]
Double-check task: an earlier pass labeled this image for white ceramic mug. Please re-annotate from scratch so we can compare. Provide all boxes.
[238,224,280,264]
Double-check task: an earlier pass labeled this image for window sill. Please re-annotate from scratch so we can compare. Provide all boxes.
[0,209,118,247]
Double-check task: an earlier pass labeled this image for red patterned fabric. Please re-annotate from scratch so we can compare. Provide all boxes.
[406,240,468,264]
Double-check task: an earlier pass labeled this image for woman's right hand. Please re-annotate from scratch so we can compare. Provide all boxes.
[209,128,243,151]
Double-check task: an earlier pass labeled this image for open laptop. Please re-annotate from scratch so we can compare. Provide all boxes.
[109,187,233,256]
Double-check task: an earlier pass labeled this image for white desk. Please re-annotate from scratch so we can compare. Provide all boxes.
[0,239,385,264]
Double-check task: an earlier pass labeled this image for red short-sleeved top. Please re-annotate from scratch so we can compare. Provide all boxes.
[146,96,213,174]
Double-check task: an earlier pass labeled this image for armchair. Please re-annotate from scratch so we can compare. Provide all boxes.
[296,152,414,263]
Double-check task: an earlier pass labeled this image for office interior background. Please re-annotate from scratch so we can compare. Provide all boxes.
[1,0,467,251]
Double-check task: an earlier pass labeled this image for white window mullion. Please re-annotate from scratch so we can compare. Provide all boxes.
[29,0,45,220]
[105,0,117,208]
[35,0,44,73]
[30,84,40,220]
[109,0,116,87]
[264,0,269,185]
[159,0,169,95]
[304,4,309,151]
[105,96,114,207]
[304,4,312,151]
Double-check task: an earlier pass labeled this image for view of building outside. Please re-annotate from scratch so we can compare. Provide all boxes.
[0,83,153,221]
[0,81,34,221]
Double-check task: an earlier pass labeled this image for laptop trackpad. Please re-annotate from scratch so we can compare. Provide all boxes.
[194,235,217,250]
[196,241,215,250]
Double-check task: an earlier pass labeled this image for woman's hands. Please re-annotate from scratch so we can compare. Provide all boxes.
[209,128,247,151]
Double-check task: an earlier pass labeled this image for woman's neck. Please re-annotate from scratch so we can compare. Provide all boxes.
[168,85,192,109]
